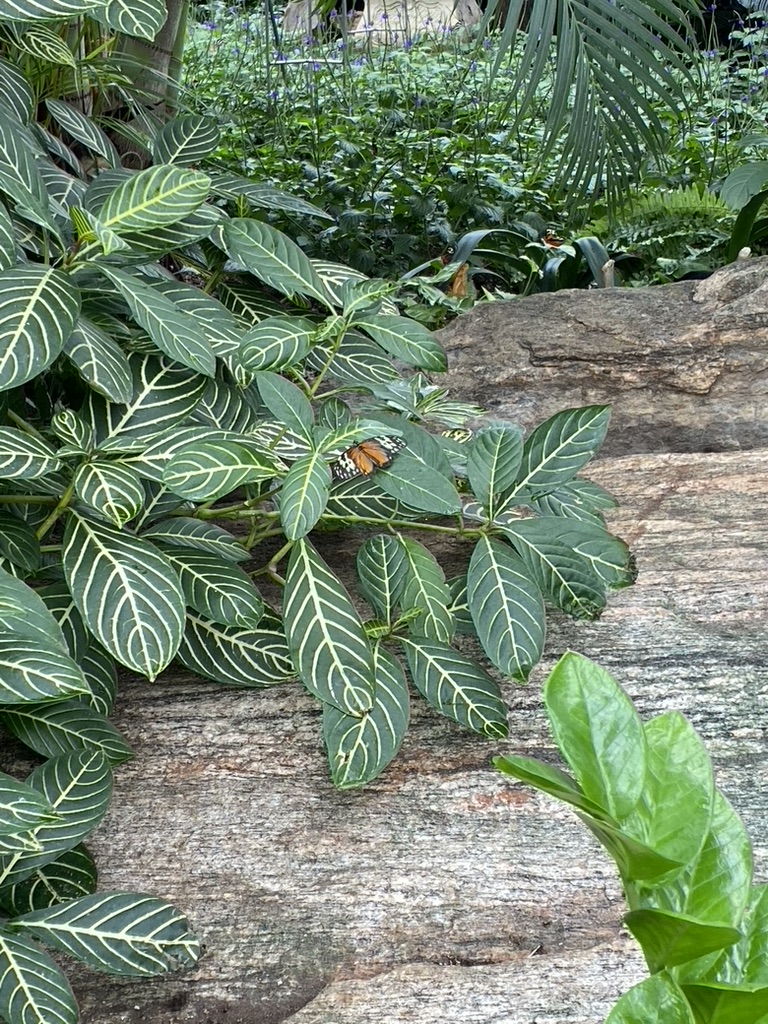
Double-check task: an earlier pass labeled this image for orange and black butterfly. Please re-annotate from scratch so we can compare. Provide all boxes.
[331,436,407,482]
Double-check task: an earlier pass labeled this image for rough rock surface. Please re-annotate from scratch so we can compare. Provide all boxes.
[15,260,768,1023]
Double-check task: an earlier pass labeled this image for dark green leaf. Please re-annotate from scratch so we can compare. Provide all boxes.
[624,908,740,974]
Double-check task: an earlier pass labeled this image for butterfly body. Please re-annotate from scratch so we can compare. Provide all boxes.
[331,436,406,482]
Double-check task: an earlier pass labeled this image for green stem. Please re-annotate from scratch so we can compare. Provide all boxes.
[35,480,76,541]
[6,411,46,441]
[0,494,58,505]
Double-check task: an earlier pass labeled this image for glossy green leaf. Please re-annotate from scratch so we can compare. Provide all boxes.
[0,266,80,393]
[529,478,618,523]
[62,512,185,680]
[1,0,104,18]
[45,99,118,168]
[377,453,462,516]
[0,637,89,705]
[163,438,275,501]
[255,370,314,439]
[152,114,219,166]
[0,428,61,480]
[210,172,332,219]
[355,534,408,622]
[239,316,316,372]
[37,582,89,662]
[0,773,56,837]
[624,908,740,974]
[606,974,695,1024]
[15,25,76,66]
[0,929,77,1024]
[467,535,545,682]
[279,452,332,540]
[353,315,447,371]
[283,539,375,715]
[150,280,242,356]
[544,653,645,820]
[73,460,145,528]
[0,511,40,572]
[0,700,132,767]
[394,536,454,642]
[584,817,684,881]
[519,517,637,591]
[494,754,611,820]
[177,613,295,688]
[324,647,410,789]
[78,643,117,717]
[141,517,249,563]
[95,164,209,234]
[680,982,768,1024]
[62,315,133,404]
[0,59,34,124]
[309,332,399,387]
[0,567,68,652]
[0,845,96,916]
[163,547,263,628]
[401,637,508,738]
[509,405,611,498]
[466,424,524,515]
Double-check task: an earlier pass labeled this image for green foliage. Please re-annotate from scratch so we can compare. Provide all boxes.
[497,653,766,1023]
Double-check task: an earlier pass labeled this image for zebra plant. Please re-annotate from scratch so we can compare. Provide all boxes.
[0,1,636,1018]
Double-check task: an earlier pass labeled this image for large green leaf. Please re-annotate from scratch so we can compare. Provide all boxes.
[93,164,209,234]
[78,643,118,717]
[0,750,112,890]
[0,700,132,767]
[62,315,133,404]
[0,846,96,916]
[279,453,332,541]
[355,533,408,622]
[0,59,34,124]
[73,460,145,528]
[393,536,454,642]
[0,510,40,572]
[467,535,545,682]
[163,438,276,501]
[605,974,695,1024]
[140,517,249,563]
[309,332,399,387]
[177,613,295,688]
[62,513,185,680]
[0,109,47,205]
[11,891,200,977]
[0,428,61,480]
[96,266,216,377]
[38,582,89,662]
[255,370,314,438]
[210,172,332,220]
[150,280,243,356]
[0,201,15,271]
[0,266,80,393]
[401,637,509,738]
[353,315,447,371]
[466,424,524,515]
[377,454,462,516]
[0,638,89,705]
[213,218,332,307]
[0,567,68,652]
[324,647,410,789]
[15,24,77,66]
[517,517,636,591]
[0,774,56,837]
[0,929,77,1024]
[163,547,263,628]
[0,0,104,17]
[45,99,118,168]
[152,114,219,166]
[239,316,316,373]
[624,908,740,975]
[283,539,375,715]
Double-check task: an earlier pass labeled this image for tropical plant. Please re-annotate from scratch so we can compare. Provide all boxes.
[498,653,768,1024]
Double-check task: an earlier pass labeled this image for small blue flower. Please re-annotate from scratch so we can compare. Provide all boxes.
[201,20,215,29]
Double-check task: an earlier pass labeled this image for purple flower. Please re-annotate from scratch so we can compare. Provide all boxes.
[201,20,215,29]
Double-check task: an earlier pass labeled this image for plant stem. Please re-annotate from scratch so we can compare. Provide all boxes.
[35,479,76,541]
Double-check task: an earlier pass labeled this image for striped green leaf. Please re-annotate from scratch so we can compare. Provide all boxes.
[313,260,397,311]
[40,166,86,213]
[239,316,316,372]
[95,164,209,234]
[0,110,47,204]
[63,315,133,403]
[96,266,216,377]
[393,536,454,643]
[498,521,607,620]
[0,774,56,837]
[217,277,286,326]
[0,833,40,856]
[163,547,263,628]
[0,637,89,705]
[73,460,144,528]
[447,574,475,636]
[323,474,402,523]
[324,647,410,789]
[193,377,263,430]
[467,535,546,682]
[308,332,399,386]
[153,114,219,166]
[91,0,167,39]
[11,891,200,977]
[163,438,275,501]
[508,405,611,499]
[151,280,242,355]
[45,99,118,167]
[0,266,80,393]
[516,517,636,591]
[38,582,90,662]
[122,425,238,481]
[210,172,331,220]
[0,59,34,124]
[177,612,295,688]
[141,517,249,563]
[0,750,112,890]
[213,218,332,307]
[32,124,81,176]
[84,354,206,449]
[0,929,77,1024]
[466,424,524,514]
[0,846,97,915]
[0,0,104,18]
[62,512,185,679]
[283,539,375,715]
[355,534,408,623]
[0,428,61,480]
[0,201,13,270]
[353,315,447,371]
[51,408,92,454]
[377,453,462,516]
[401,637,509,738]
[13,25,76,66]
[0,567,68,652]
[279,453,332,541]
[78,643,117,717]
[1,700,133,767]
[255,371,314,439]
[0,511,40,572]
[116,205,223,258]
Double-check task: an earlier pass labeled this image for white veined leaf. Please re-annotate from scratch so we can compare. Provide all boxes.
[0,773,56,837]
[0,567,68,652]
[38,581,89,662]
[255,370,314,439]
[0,58,34,124]
[10,891,200,977]
[123,425,268,482]
[307,332,399,387]
[466,424,525,515]
[96,266,216,377]
[0,427,61,480]
[400,637,509,739]
[73,460,145,528]
[250,421,311,461]
[0,109,47,204]
[163,547,263,628]
[0,265,80,393]
[393,535,455,642]
[94,164,209,234]
[39,164,86,214]
[377,453,462,516]
[140,517,249,563]
[62,315,133,403]
[190,376,264,430]
[31,123,82,176]
[91,0,167,39]
[447,574,476,637]
[283,539,375,715]
[323,473,403,523]
[13,24,77,66]
[151,279,243,355]
[0,201,14,270]
[515,517,637,591]
[77,642,117,717]
[62,512,185,679]
[0,699,133,766]
[279,453,332,541]
[0,928,77,1024]
[153,114,220,166]
[239,315,316,372]
[0,750,112,890]
[0,845,97,915]
[355,533,408,623]
[312,260,398,313]
[115,205,223,259]
[217,276,286,326]
[0,0,104,17]
[51,408,92,454]
[212,218,332,308]
[467,535,546,682]
[0,509,40,572]
[163,438,276,501]
[324,647,410,789]
[210,172,332,220]
[0,637,90,705]
[353,314,447,371]
[177,612,295,688]
[45,99,118,166]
